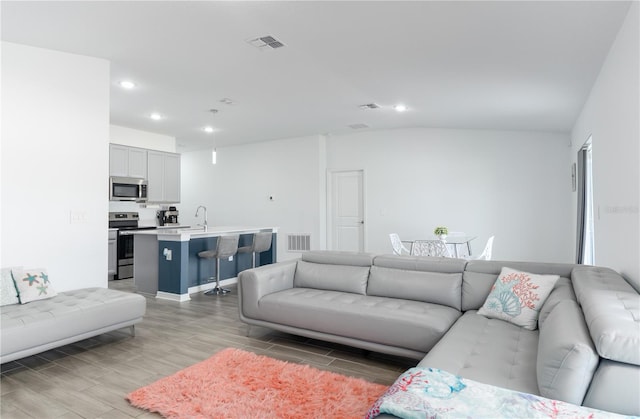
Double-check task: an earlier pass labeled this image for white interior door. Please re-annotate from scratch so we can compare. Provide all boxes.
[329,170,364,252]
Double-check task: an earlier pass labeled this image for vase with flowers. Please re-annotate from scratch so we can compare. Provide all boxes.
[433,226,448,241]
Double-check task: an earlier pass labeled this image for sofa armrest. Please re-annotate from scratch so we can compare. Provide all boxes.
[238,260,297,320]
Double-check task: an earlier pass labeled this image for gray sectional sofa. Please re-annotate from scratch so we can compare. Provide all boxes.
[1,287,147,364]
[238,251,640,416]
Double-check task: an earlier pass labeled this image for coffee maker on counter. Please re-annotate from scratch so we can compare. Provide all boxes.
[157,206,179,226]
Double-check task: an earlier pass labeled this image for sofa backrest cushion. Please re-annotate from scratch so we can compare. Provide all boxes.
[301,251,375,267]
[373,255,467,274]
[537,299,599,405]
[367,266,462,310]
[538,277,576,328]
[462,260,575,311]
[571,266,640,366]
[293,261,369,295]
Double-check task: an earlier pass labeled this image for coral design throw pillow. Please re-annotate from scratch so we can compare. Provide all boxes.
[12,268,57,304]
[478,267,559,330]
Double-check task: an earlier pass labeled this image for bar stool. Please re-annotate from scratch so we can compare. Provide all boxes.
[198,234,239,295]
[237,231,273,269]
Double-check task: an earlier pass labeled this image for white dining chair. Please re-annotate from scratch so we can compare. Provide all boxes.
[466,236,494,261]
[411,240,451,257]
[389,233,412,255]
[446,231,470,258]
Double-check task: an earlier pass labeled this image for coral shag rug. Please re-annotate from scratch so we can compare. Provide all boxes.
[127,347,388,418]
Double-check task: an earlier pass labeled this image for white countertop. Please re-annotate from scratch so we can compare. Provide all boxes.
[133,226,278,241]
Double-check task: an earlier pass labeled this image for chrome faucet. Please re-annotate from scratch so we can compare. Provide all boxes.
[195,205,208,231]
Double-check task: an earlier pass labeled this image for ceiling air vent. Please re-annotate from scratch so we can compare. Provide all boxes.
[358,103,379,110]
[247,35,286,50]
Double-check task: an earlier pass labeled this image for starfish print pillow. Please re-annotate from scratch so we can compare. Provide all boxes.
[11,268,57,304]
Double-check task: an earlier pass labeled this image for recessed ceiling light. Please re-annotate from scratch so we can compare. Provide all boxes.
[394,104,408,112]
[150,113,163,121]
[119,80,136,89]
[203,126,214,133]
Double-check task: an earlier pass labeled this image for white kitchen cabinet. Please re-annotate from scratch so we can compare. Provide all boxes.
[147,151,181,203]
[109,144,147,178]
[108,229,117,279]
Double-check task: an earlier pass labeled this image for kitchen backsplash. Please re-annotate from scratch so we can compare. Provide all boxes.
[108,202,178,227]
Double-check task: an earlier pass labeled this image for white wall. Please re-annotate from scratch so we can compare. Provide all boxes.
[1,42,110,291]
[571,2,639,291]
[110,125,176,153]
[327,128,573,262]
[182,128,572,263]
[180,136,325,261]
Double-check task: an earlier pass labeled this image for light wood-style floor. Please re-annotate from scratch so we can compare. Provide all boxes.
[1,280,415,418]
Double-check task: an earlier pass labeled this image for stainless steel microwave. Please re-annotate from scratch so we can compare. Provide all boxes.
[109,177,148,202]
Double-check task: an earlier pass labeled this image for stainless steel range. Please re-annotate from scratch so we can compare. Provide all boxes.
[108,212,155,280]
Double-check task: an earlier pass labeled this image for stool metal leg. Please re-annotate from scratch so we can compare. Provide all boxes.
[204,257,230,295]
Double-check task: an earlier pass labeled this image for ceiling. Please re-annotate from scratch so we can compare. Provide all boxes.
[1,1,632,152]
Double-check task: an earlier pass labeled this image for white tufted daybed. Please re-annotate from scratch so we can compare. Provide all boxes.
[1,287,146,364]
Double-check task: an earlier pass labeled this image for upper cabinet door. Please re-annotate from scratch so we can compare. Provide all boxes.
[109,144,129,177]
[147,151,164,202]
[128,148,148,179]
[109,144,147,178]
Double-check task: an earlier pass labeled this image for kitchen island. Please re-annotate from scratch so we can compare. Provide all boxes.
[133,226,277,301]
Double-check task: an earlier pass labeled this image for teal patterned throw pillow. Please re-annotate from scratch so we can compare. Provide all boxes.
[478,267,559,330]
[12,268,57,304]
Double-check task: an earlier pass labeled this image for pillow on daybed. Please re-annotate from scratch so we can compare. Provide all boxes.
[478,267,559,330]
[0,267,21,306]
[12,268,57,304]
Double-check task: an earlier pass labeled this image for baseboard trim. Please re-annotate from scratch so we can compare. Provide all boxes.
[155,291,191,302]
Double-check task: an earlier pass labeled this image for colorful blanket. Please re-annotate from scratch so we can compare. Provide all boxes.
[366,367,637,419]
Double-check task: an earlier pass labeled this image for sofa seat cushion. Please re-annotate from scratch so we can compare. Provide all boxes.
[582,359,640,416]
[257,288,461,353]
[1,287,146,360]
[418,310,540,396]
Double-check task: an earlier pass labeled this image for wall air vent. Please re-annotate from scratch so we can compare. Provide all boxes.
[348,123,370,130]
[247,35,286,50]
[287,234,311,252]
[358,103,379,110]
